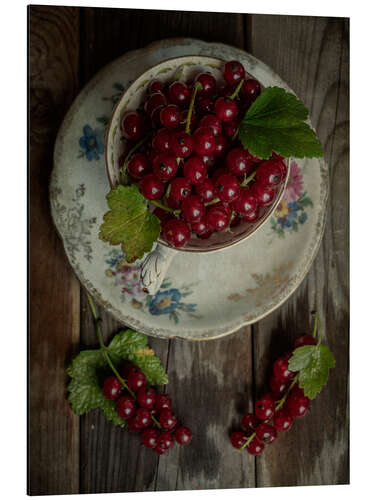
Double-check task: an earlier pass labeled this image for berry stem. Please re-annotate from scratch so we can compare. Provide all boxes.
[231,127,239,141]
[151,415,162,429]
[121,132,152,185]
[150,199,181,215]
[185,81,202,135]
[204,196,220,207]
[229,79,245,100]
[241,170,257,186]
[239,431,256,451]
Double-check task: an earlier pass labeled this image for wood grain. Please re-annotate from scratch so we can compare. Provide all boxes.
[28,5,81,495]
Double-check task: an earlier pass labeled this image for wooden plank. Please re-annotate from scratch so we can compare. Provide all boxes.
[28,5,81,495]
[248,15,349,487]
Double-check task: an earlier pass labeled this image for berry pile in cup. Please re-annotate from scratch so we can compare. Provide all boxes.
[120,60,287,248]
[102,362,192,454]
[230,333,316,455]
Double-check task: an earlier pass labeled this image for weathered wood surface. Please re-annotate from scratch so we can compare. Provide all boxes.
[29,6,349,495]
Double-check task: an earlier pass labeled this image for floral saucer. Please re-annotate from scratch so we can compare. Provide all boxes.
[50,38,328,340]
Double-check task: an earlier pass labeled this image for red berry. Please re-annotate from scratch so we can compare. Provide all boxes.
[169,177,191,201]
[246,438,264,455]
[153,207,170,224]
[206,206,230,231]
[273,409,293,432]
[241,78,261,101]
[116,394,136,419]
[195,178,216,202]
[201,154,216,169]
[294,334,317,349]
[128,416,143,433]
[153,154,178,181]
[140,174,164,200]
[214,97,238,122]
[175,426,192,446]
[256,160,283,187]
[121,111,144,141]
[150,105,164,128]
[226,147,252,176]
[199,114,222,136]
[184,156,207,185]
[127,153,150,179]
[141,427,159,449]
[250,183,275,207]
[193,126,216,156]
[241,412,257,433]
[214,135,228,157]
[273,355,294,382]
[191,217,212,236]
[148,79,163,94]
[127,370,147,392]
[255,393,275,420]
[102,376,122,400]
[224,60,245,86]
[121,363,139,379]
[168,81,191,107]
[269,376,289,397]
[163,219,191,248]
[230,187,257,215]
[287,392,310,418]
[133,407,152,429]
[242,208,259,223]
[214,173,240,203]
[152,128,171,153]
[159,409,178,431]
[223,119,240,139]
[196,96,213,115]
[230,431,247,449]
[255,423,277,444]
[170,130,194,158]
[158,431,174,449]
[195,72,217,96]
[155,394,172,412]
[144,92,168,116]
[181,195,205,223]
[137,387,156,410]
[160,104,181,129]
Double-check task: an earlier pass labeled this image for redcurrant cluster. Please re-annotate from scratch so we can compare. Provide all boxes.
[120,60,287,248]
[102,363,192,454]
[230,333,316,455]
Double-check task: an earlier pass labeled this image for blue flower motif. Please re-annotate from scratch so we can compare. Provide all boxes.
[299,212,308,224]
[79,125,105,161]
[288,201,298,212]
[149,289,182,315]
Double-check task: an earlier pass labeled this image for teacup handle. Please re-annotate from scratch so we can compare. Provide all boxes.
[140,244,177,295]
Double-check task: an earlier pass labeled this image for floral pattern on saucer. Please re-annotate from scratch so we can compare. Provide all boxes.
[78,125,105,161]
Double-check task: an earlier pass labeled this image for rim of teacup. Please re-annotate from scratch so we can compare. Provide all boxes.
[104,54,290,254]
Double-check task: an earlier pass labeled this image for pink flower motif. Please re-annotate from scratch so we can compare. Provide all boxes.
[283,161,304,202]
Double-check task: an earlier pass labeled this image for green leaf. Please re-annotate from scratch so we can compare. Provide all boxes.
[99,184,161,263]
[67,329,168,425]
[289,344,335,399]
[239,87,323,160]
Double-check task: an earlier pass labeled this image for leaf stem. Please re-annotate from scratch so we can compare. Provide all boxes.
[229,79,245,100]
[311,311,318,339]
[121,132,152,185]
[185,81,202,135]
[241,170,257,186]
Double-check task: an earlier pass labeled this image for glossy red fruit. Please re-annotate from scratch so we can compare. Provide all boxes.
[150,105,164,127]
[273,355,294,382]
[214,135,228,157]
[160,104,181,129]
[158,431,174,449]
[152,128,171,153]
[214,97,238,122]
[214,173,240,203]
[294,334,317,349]
[153,207,170,224]
[191,217,212,236]
[141,428,159,449]
[137,387,156,410]
[287,392,310,418]
[273,409,293,432]
[159,409,178,431]
[255,393,275,420]
[250,183,275,207]
[168,81,191,107]
[121,363,139,379]
[152,154,178,181]
[155,394,172,412]
[199,114,222,136]
[127,153,150,179]
[230,431,247,449]
[241,78,261,101]
[195,178,216,203]
[144,92,168,116]
[256,160,283,187]
[230,187,257,215]
[269,376,289,397]
[116,394,136,419]
[133,408,152,429]
[127,370,147,392]
[223,119,240,139]
[242,208,260,223]
[206,206,230,231]
[102,376,122,400]
[246,438,264,455]
[181,195,205,223]
[140,174,164,200]
[163,219,191,248]
[242,412,257,433]
[170,130,194,158]
[128,416,143,433]
[196,96,214,116]
[184,156,207,185]
[169,177,191,201]
[195,72,217,96]
[148,79,164,94]
[121,111,144,141]
[201,155,216,169]
[226,147,252,176]
[175,426,192,445]
[193,126,216,156]
[224,60,245,86]
[255,423,277,444]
